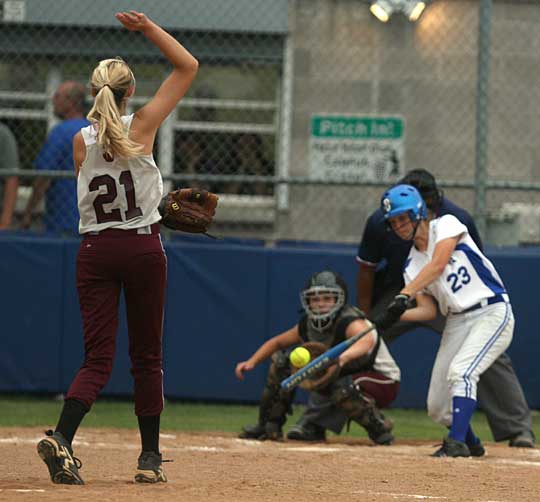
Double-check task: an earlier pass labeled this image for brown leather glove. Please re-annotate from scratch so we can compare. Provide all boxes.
[291,341,341,392]
[159,188,218,234]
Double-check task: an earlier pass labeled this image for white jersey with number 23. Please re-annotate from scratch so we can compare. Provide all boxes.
[403,215,513,426]
[404,214,508,315]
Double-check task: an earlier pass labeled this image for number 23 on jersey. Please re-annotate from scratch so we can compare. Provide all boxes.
[447,266,471,293]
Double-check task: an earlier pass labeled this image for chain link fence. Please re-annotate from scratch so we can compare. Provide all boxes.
[0,0,539,245]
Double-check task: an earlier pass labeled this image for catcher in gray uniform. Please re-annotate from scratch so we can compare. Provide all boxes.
[235,270,401,444]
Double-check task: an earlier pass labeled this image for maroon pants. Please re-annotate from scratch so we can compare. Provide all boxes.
[66,227,167,416]
[352,371,400,409]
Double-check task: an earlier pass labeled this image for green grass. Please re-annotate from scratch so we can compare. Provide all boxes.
[3,395,533,442]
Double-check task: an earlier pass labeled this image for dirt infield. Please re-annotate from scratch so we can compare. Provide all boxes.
[1,427,538,502]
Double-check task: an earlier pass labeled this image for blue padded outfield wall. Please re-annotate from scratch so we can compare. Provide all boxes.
[0,233,539,410]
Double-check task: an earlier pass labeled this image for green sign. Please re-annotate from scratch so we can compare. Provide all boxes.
[311,116,403,139]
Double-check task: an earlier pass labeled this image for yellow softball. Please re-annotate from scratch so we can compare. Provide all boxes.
[290,347,311,368]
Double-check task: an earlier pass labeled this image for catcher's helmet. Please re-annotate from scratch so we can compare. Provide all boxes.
[381,184,427,223]
[300,270,347,332]
[399,168,442,212]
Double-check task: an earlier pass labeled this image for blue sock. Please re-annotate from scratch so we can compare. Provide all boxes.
[448,396,477,443]
[465,425,480,446]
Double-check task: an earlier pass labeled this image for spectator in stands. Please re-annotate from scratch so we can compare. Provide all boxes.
[175,129,235,194]
[174,131,215,191]
[227,133,274,195]
[173,84,228,192]
[192,83,218,122]
[0,122,20,230]
[21,81,89,235]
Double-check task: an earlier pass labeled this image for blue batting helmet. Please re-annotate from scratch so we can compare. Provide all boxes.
[380,184,427,222]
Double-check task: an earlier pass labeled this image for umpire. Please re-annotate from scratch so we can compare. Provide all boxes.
[356,168,534,448]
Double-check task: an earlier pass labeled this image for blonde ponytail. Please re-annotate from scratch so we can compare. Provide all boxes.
[87,58,143,159]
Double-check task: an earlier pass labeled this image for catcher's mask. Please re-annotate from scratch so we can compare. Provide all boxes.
[300,271,347,332]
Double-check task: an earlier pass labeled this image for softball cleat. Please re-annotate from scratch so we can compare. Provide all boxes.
[135,451,168,483]
[37,430,84,485]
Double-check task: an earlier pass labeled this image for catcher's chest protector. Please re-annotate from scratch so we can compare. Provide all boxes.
[302,305,379,374]
[302,304,359,346]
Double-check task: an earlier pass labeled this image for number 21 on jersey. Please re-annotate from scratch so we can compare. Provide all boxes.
[89,170,143,224]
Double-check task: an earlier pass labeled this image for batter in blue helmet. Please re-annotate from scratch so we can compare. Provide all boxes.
[374,183,514,457]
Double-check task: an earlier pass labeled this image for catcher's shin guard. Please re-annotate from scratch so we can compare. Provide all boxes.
[239,421,284,441]
[239,422,267,439]
[287,422,327,442]
[264,352,295,423]
[37,430,84,485]
[239,352,294,441]
[332,382,394,445]
[135,451,168,483]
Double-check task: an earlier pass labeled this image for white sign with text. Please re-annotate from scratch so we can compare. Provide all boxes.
[310,115,405,182]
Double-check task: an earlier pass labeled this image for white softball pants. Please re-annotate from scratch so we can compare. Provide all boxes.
[427,302,514,426]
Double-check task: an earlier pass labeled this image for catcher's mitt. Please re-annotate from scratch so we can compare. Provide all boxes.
[158,188,218,234]
[290,341,341,392]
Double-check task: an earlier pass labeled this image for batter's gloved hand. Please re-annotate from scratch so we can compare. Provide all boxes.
[372,293,411,332]
[388,293,411,316]
[158,188,218,235]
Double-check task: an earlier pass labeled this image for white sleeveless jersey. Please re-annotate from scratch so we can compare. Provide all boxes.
[404,214,508,315]
[77,115,163,234]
